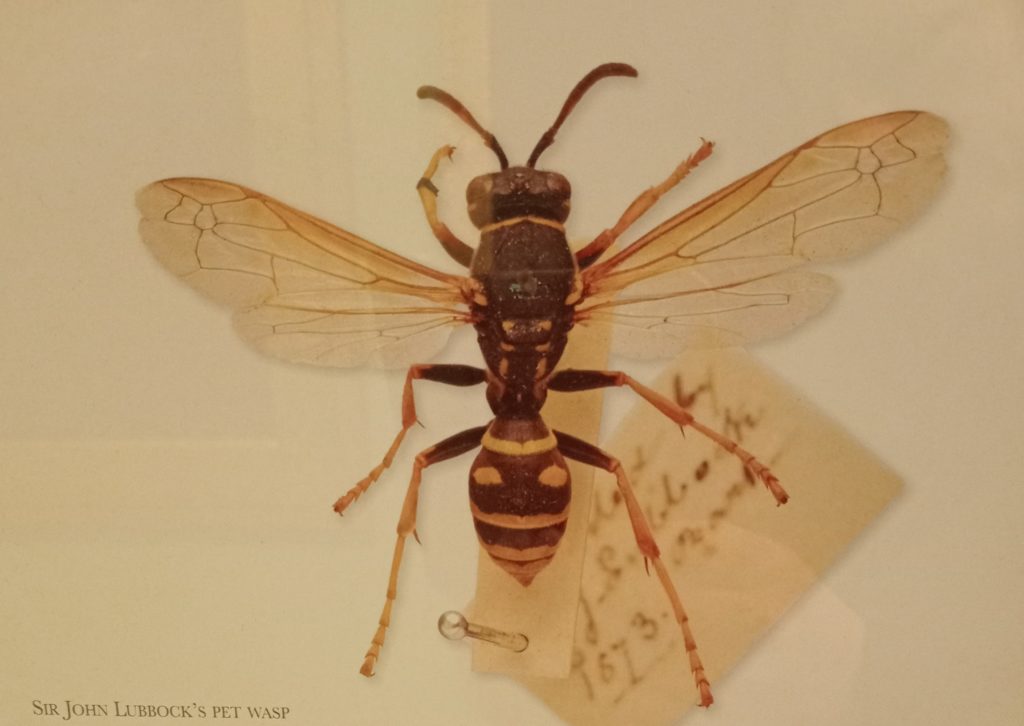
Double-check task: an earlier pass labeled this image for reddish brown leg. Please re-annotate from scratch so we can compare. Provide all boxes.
[549,369,788,505]
[555,430,713,708]
[575,138,714,268]
[360,425,487,677]
[334,364,486,515]
[417,145,475,267]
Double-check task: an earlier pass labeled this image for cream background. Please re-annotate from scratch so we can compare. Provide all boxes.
[1,1,1021,724]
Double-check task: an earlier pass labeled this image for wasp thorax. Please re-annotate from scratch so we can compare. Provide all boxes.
[466,167,571,228]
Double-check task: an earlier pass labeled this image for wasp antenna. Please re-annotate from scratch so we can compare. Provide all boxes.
[417,85,509,170]
[527,62,638,168]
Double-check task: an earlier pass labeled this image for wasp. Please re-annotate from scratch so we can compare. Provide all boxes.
[137,63,947,707]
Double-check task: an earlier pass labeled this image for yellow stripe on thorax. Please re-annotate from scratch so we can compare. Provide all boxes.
[479,216,565,235]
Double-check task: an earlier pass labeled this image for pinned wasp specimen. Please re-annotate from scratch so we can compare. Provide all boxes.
[137,63,947,707]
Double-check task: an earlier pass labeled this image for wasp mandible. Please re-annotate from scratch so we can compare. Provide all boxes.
[137,63,947,707]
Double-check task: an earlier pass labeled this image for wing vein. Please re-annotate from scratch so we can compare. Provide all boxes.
[137,178,471,368]
[574,111,947,358]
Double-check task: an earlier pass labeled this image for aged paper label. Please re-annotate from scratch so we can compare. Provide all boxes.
[519,348,902,724]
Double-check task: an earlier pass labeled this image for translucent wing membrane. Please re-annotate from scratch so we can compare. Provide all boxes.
[580,112,948,357]
[137,178,471,368]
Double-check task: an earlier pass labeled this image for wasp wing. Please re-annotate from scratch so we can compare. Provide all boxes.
[137,178,471,368]
[579,112,948,357]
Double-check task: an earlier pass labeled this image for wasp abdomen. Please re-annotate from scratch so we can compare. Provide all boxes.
[469,417,571,586]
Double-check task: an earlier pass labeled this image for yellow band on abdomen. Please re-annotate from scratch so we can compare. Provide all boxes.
[470,501,569,529]
[481,429,557,456]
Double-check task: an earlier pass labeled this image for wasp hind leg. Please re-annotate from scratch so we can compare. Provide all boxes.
[334,364,486,515]
[360,425,487,677]
[548,369,788,505]
[554,430,714,708]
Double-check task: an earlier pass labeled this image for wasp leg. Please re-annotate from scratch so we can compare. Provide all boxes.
[360,425,487,677]
[417,144,475,267]
[549,369,788,505]
[574,138,714,269]
[334,364,486,515]
[554,430,714,708]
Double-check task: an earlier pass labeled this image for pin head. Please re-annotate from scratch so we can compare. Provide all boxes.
[437,611,469,641]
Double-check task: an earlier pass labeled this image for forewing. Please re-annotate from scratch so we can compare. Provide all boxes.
[137,178,471,368]
[580,112,948,357]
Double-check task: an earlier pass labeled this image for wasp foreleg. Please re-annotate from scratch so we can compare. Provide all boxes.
[574,138,714,269]
[553,430,713,708]
[417,144,474,267]
[360,425,487,677]
[335,364,486,515]
[549,369,788,505]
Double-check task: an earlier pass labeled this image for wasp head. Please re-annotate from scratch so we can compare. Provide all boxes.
[466,167,571,228]
[419,63,636,231]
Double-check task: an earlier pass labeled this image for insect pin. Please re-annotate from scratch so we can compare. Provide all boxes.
[437,610,529,653]
[137,62,947,707]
